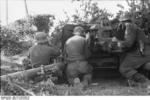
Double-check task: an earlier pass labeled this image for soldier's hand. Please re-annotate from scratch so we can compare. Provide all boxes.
[117,42,121,47]
[109,41,118,50]
[112,37,118,42]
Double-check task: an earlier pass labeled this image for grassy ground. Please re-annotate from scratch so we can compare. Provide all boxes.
[1,52,150,96]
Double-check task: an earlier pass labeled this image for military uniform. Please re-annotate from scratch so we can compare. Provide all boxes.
[117,22,150,80]
[28,32,60,67]
[65,27,93,87]
[29,44,60,67]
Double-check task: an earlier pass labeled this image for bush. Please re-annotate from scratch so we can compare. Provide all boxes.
[32,14,55,33]
[0,14,56,56]
[0,26,28,56]
[8,18,36,40]
[117,0,150,35]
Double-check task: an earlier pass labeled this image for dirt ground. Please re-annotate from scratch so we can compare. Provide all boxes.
[1,52,150,96]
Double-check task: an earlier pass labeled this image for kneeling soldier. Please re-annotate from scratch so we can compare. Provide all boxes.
[64,26,93,88]
[28,32,60,67]
[116,13,150,86]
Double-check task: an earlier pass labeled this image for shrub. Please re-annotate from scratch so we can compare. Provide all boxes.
[117,0,150,35]
[0,26,27,56]
[32,14,55,33]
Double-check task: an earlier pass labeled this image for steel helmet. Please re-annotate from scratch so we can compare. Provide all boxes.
[73,26,84,35]
[35,32,48,43]
[119,12,131,22]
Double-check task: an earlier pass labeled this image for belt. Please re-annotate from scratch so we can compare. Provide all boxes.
[67,59,86,64]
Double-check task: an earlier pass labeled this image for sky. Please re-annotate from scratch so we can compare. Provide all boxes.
[0,0,129,26]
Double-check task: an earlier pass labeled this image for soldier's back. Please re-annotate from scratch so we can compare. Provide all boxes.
[29,44,55,66]
[65,35,86,61]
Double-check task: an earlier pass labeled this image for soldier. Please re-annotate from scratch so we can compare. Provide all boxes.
[64,26,93,88]
[28,32,60,68]
[116,13,150,86]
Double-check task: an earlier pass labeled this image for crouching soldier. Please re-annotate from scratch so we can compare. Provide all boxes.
[28,32,60,67]
[64,26,93,88]
[27,32,64,82]
[116,13,150,86]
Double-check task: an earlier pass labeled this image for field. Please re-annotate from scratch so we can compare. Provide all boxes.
[1,52,150,96]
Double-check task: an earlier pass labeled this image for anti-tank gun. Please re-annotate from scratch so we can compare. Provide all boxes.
[85,23,121,78]
[84,23,117,53]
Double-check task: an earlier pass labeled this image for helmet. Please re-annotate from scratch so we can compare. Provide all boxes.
[119,12,131,22]
[35,32,48,43]
[73,26,84,35]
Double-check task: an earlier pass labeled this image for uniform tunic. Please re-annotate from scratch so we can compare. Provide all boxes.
[65,35,91,61]
[118,22,150,78]
[29,44,60,67]
[65,35,93,84]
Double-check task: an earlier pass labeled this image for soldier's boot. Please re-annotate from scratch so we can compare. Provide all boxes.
[127,73,150,87]
[74,78,81,84]
[74,78,84,89]
[143,62,150,79]
[81,73,92,89]
[143,62,150,71]
[67,77,75,86]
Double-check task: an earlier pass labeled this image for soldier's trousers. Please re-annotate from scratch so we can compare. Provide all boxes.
[119,53,150,78]
[66,60,93,86]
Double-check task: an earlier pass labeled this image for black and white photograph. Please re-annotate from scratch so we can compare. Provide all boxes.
[0,0,150,97]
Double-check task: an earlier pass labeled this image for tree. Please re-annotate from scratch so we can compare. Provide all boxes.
[71,0,113,24]
[32,14,55,33]
[0,26,25,56]
[50,0,114,49]
[126,0,150,35]
[1,14,55,56]
[24,0,29,19]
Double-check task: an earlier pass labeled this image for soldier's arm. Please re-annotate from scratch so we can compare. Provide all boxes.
[23,47,32,67]
[146,35,150,44]
[84,39,91,59]
[50,47,61,57]
[118,23,136,50]
[61,43,68,61]
[137,28,150,44]
[27,47,32,59]
[27,51,30,59]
